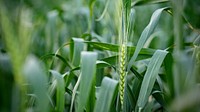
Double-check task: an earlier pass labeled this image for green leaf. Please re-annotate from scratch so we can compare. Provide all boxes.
[23,56,49,112]
[128,9,136,39]
[132,0,169,6]
[89,0,96,8]
[164,53,175,101]
[101,55,118,66]
[78,51,97,112]
[64,67,80,87]
[100,54,153,68]
[94,77,118,112]
[124,83,136,111]
[86,41,155,55]
[70,38,84,67]
[95,0,110,21]
[130,67,143,81]
[122,0,132,28]
[69,69,81,112]
[41,53,72,69]
[49,70,65,112]
[96,60,116,70]
[132,78,142,110]
[127,7,169,72]
[152,91,166,109]
[136,50,168,110]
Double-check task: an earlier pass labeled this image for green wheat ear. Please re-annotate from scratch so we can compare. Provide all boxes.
[119,43,127,109]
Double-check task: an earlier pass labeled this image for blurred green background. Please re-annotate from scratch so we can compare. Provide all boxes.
[0,0,200,111]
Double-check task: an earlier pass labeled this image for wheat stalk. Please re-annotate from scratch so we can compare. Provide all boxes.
[118,0,128,110]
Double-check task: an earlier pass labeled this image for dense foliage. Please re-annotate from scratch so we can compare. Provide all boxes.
[0,0,200,112]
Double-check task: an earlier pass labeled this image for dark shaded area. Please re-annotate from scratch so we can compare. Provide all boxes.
[0,48,14,111]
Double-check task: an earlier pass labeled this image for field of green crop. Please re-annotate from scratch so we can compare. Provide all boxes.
[0,0,200,112]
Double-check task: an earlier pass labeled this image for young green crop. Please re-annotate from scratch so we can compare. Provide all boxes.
[0,0,200,112]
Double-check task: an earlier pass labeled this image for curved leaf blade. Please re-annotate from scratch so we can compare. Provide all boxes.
[49,70,65,112]
[136,50,168,110]
[41,53,72,68]
[94,77,118,112]
[70,38,84,67]
[78,51,97,112]
[132,0,169,6]
[86,41,155,55]
[127,7,169,72]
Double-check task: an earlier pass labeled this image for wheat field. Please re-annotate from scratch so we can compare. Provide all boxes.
[0,0,200,112]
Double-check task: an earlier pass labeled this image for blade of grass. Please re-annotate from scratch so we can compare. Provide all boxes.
[122,0,131,31]
[49,70,65,112]
[70,38,84,67]
[130,67,143,81]
[41,53,72,69]
[124,83,136,111]
[78,51,97,112]
[100,54,153,67]
[136,50,168,111]
[128,9,136,42]
[64,67,80,87]
[132,78,142,110]
[96,0,110,21]
[63,59,114,89]
[86,41,155,55]
[70,71,81,112]
[23,56,49,112]
[127,7,169,72]
[164,53,175,101]
[132,0,169,6]
[96,60,116,70]
[94,77,118,112]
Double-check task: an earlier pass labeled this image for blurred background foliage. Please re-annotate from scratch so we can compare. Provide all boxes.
[0,0,200,111]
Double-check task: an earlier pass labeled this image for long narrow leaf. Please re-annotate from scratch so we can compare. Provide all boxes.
[49,70,65,112]
[23,56,49,112]
[127,7,169,72]
[94,77,118,112]
[78,51,97,112]
[70,38,84,67]
[132,0,169,6]
[136,50,168,110]
[41,53,72,68]
[86,41,155,55]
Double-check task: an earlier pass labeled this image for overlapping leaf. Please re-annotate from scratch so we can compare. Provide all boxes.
[136,50,168,110]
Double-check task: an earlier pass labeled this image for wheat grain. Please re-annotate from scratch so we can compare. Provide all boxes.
[119,43,126,109]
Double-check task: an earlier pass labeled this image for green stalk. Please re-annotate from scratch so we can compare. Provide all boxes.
[88,0,96,33]
[171,0,184,97]
[0,5,32,111]
[119,8,127,112]
[119,0,131,110]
